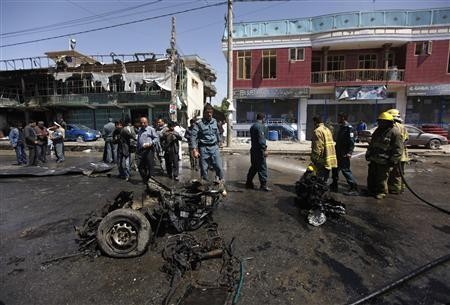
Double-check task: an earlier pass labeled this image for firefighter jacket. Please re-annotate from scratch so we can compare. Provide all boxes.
[394,122,409,162]
[311,123,338,170]
[334,121,355,158]
[366,125,403,165]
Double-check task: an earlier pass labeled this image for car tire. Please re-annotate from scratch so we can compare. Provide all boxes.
[97,208,151,258]
[427,139,441,150]
[76,135,85,142]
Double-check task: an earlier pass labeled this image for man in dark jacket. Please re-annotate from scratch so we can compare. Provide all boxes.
[184,118,198,171]
[35,121,48,164]
[331,112,358,195]
[9,122,27,165]
[161,121,183,180]
[245,113,270,191]
[118,120,136,181]
[24,120,38,166]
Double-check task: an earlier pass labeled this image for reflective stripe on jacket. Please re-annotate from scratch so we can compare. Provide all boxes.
[395,122,409,162]
[311,123,337,169]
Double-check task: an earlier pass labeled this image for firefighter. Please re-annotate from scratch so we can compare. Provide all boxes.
[386,109,409,194]
[311,116,337,181]
[365,112,403,200]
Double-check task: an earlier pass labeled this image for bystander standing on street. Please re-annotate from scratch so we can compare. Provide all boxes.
[35,121,48,164]
[161,121,182,180]
[9,122,27,165]
[24,120,38,166]
[117,119,136,181]
[184,119,198,171]
[51,123,65,163]
[102,118,115,163]
[154,118,168,173]
[137,117,159,183]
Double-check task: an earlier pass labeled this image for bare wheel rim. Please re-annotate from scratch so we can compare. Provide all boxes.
[429,139,440,149]
[107,221,138,252]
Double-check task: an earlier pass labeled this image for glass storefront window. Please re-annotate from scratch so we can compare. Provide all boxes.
[405,96,450,128]
[236,99,297,123]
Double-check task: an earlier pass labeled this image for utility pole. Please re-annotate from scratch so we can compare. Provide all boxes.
[226,0,233,147]
[169,16,177,122]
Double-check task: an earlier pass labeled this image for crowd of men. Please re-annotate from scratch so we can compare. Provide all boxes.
[9,105,408,201]
[9,119,66,166]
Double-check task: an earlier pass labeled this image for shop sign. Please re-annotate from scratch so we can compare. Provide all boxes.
[336,86,387,100]
[407,84,450,96]
[233,87,309,99]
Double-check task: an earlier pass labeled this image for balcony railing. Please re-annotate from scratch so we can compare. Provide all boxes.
[311,68,404,84]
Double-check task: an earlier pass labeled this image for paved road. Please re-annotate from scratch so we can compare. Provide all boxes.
[0,152,449,305]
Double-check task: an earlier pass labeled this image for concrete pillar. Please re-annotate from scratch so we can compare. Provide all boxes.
[322,47,329,83]
[383,43,392,70]
[298,97,308,141]
[395,87,407,121]
[148,107,153,122]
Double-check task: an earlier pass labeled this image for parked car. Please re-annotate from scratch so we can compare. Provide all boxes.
[65,124,101,142]
[358,124,448,149]
[267,124,297,140]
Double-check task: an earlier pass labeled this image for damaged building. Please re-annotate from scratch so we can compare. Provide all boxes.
[0,50,217,133]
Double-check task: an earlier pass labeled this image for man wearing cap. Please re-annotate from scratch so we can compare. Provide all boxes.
[365,112,403,200]
[102,118,116,163]
[386,109,409,194]
[191,104,225,184]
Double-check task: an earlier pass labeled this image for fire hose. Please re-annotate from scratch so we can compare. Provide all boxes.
[399,163,450,215]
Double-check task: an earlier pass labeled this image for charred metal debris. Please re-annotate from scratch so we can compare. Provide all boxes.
[295,169,346,226]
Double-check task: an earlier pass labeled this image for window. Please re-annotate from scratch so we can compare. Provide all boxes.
[262,49,277,79]
[386,52,395,67]
[415,41,432,56]
[289,48,305,61]
[327,55,345,71]
[312,56,321,72]
[237,50,251,80]
[358,54,377,69]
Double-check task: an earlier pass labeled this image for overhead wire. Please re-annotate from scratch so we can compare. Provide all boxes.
[1,0,163,37]
[0,2,228,48]
[1,1,202,39]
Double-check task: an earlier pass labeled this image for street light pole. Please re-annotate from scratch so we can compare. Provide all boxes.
[226,0,233,147]
[170,16,177,122]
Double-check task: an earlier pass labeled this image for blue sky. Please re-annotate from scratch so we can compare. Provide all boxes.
[1,0,449,103]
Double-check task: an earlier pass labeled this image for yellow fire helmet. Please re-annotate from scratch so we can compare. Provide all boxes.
[307,164,317,174]
[386,109,400,116]
[377,112,394,121]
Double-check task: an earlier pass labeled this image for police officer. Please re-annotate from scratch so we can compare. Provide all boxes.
[246,113,271,191]
[386,109,409,194]
[311,116,338,181]
[366,112,403,200]
[191,104,224,183]
[331,112,358,195]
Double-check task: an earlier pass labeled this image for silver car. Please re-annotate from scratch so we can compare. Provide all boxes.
[358,124,448,149]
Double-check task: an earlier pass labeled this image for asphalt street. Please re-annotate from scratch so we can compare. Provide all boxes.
[0,150,449,305]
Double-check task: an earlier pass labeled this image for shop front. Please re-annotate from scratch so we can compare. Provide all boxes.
[406,84,450,129]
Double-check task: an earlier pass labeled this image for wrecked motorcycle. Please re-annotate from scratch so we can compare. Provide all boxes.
[295,166,346,226]
[76,178,224,258]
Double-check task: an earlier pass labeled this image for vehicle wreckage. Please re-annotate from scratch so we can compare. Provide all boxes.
[76,178,225,258]
[295,165,346,226]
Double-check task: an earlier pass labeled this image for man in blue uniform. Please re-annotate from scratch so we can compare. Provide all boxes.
[137,117,159,184]
[191,104,224,182]
[331,112,358,195]
[246,113,271,191]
